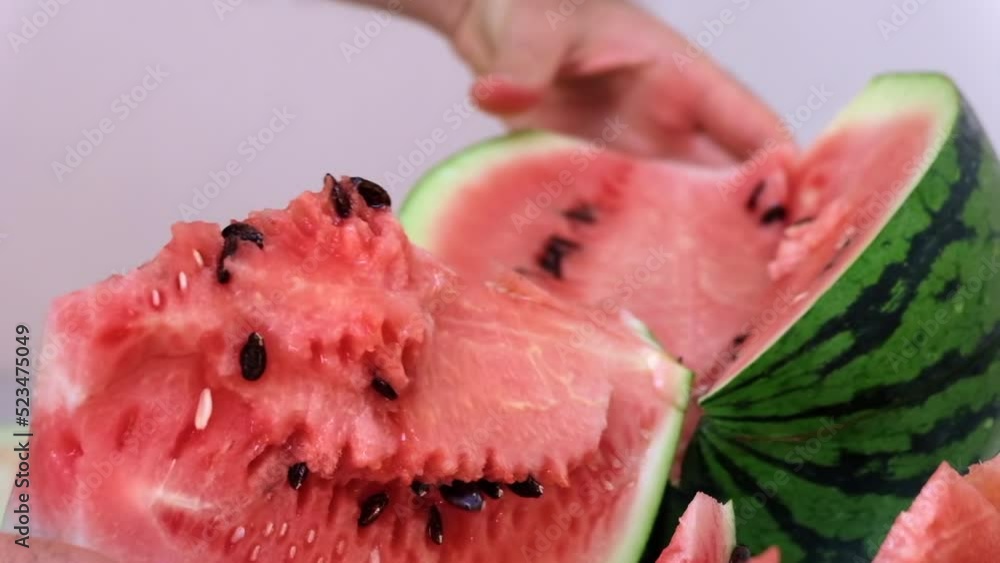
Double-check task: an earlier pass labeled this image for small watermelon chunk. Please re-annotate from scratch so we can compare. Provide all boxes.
[655,492,779,563]
[32,178,690,562]
[874,456,1000,562]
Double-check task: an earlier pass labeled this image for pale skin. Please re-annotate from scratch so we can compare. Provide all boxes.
[352,0,790,162]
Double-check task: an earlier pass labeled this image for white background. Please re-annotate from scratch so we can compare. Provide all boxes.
[2,1,999,420]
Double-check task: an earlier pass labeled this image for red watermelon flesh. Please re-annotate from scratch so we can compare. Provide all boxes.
[873,456,1000,562]
[965,454,1000,510]
[654,492,780,563]
[655,493,736,563]
[33,179,690,562]
[0,535,116,563]
[403,114,935,396]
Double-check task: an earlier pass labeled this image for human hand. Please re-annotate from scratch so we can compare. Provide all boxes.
[449,0,789,163]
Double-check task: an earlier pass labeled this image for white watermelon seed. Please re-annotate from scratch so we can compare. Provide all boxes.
[306,529,317,544]
[194,388,213,430]
[288,545,297,559]
[249,544,261,561]
[279,522,289,537]
[230,526,245,544]
[263,522,274,537]
[193,249,205,268]
[151,289,162,308]
[178,271,188,292]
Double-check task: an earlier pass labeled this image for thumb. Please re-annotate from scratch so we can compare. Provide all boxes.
[455,0,570,115]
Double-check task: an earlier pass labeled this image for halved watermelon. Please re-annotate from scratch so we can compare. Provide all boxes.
[32,177,691,562]
[873,455,1000,562]
[402,73,1000,562]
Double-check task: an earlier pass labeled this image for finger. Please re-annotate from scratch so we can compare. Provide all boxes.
[691,63,792,159]
[466,1,570,115]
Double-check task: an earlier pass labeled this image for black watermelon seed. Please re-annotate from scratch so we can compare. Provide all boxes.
[537,235,580,279]
[745,181,766,211]
[358,492,390,527]
[287,462,309,490]
[216,236,238,283]
[439,482,485,512]
[411,481,431,498]
[563,204,597,224]
[729,545,752,563]
[221,222,264,249]
[217,223,264,284]
[549,236,581,252]
[371,376,398,400]
[760,205,788,225]
[327,174,352,219]
[350,176,391,209]
[240,332,267,381]
[732,333,749,347]
[508,475,544,498]
[476,479,504,500]
[427,505,444,545]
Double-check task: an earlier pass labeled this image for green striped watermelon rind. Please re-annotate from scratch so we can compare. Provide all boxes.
[675,73,1000,563]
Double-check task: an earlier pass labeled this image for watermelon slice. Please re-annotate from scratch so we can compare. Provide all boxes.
[31,177,692,562]
[873,455,1000,562]
[654,492,780,563]
[402,72,1000,562]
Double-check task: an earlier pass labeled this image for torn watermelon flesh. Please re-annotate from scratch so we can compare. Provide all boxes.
[405,112,936,397]
[33,186,689,562]
[873,455,1000,562]
[654,492,780,563]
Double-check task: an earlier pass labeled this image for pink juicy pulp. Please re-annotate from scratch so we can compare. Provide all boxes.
[654,492,780,563]
[429,114,934,393]
[33,187,685,562]
[654,493,735,563]
[873,455,1000,563]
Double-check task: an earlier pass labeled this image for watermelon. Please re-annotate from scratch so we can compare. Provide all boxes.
[402,72,1000,562]
[873,455,1000,562]
[655,493,737,563]
[30,176,692,562]
[0,535,116,562]
[653,492,780,563]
